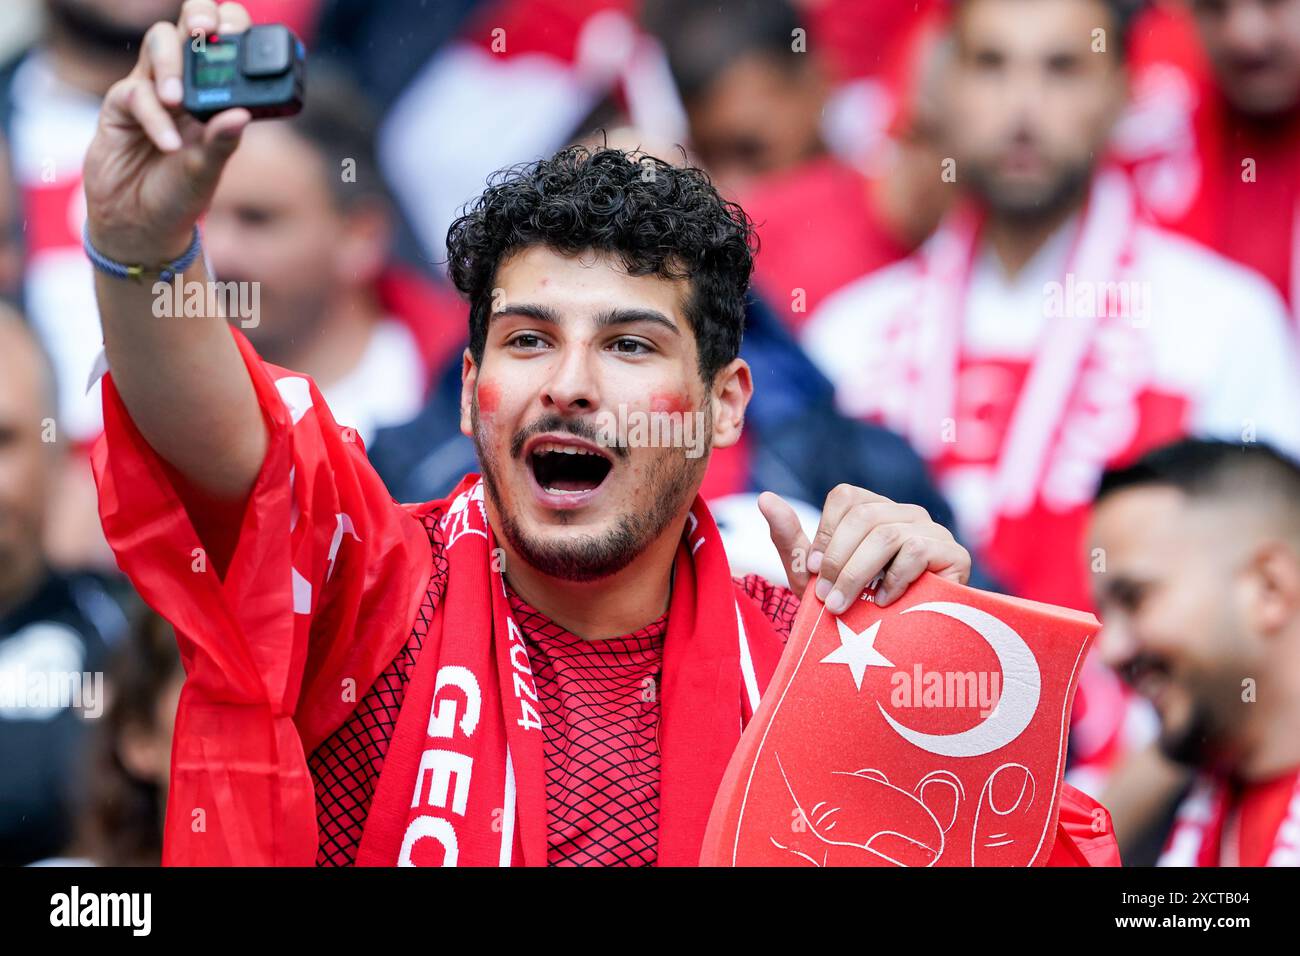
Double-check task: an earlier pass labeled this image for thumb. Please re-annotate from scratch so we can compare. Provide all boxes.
[758,491,813,593]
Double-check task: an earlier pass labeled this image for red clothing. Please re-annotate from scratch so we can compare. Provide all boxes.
[95,326,1116,867]
[807,0,942,83]
[1231,772,1300,867]
[517,574,800,867]
[697,430,752,502]
[238,0,322,43]
[1160,769,1300,867]
[521,591,665,867]
[309,501,801,868]
[1120,2,1300,317]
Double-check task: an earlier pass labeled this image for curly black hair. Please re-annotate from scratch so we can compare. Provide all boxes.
[446,145,758,383]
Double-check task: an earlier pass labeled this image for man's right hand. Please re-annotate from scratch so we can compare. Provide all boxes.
[84,1,252,263]
[84,0,270,501]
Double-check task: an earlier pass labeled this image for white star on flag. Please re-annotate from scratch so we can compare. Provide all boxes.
[819,619,894,691]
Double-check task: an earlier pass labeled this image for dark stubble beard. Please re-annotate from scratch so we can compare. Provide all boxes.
[964,157,1093,226]
[1154,667,1244,770]
[1156,699,1218,768]
[472,401,710,582]
[46,0,180,59]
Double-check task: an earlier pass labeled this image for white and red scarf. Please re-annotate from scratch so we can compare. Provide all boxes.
[355,476,786,866]
[904,169,1149,524]
[873,172,1157,790]
[1158,770,1300,867]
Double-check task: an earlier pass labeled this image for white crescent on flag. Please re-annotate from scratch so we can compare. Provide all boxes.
[876,602,1041,758]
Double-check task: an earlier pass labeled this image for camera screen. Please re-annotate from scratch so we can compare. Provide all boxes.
[193,42,238,88]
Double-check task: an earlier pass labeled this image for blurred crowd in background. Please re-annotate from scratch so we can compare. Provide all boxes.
[4,0,1300,867]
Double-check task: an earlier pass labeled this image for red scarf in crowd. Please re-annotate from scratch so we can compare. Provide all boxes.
[1158,769,1300,867]
[1166,86,1300,320]
[906,169,1142,505]
[868,169,1159,611]
[355,476,786,866]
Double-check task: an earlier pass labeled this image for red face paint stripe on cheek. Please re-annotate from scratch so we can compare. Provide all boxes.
[477,381,500,414]
[650,392,693,415]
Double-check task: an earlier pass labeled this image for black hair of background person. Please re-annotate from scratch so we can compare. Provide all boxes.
[0,571,127,865]
[1098,437,1300,504]
[70,608,183,866]
[644,0,808,105]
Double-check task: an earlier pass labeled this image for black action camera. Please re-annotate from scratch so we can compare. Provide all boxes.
[183,24,305,121]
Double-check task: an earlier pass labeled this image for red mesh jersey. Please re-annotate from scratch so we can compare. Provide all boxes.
[309,512,800,866]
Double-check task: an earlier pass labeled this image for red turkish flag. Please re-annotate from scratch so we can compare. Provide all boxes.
[703,573,1099,866]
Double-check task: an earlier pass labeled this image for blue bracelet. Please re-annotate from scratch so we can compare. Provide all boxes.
[83,222,203,283]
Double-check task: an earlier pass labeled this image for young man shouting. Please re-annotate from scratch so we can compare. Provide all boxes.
[82,1,1103,866]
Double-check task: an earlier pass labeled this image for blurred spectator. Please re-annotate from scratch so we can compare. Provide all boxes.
[802,0,1300,799]
[0,138,21,298]
[647,0,828,193]
[0,0,183,568]
[1090,439,1300,866]
[0,0,181,444]
[0,305,126,866]
[647,0,950,328]
[1117,0,1300,320]
[804,0,1300,612]
[59,609,182,866]
[203,65,463,446]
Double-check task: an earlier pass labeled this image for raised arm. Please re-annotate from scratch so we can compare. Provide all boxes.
[83,0,263,499]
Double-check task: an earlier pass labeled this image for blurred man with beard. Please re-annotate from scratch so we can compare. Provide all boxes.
[0,0,182,440]
[1090,439,1300,866]
[0,307,125,865]
[1119,0,1300,318]
[0,0,182,567]
[802,0,1300,799]
[203,65,460,446]
[804,0,1300,616]
[78,1,1123,868]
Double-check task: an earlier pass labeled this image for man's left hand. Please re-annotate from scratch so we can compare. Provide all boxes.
[758,485,971,612]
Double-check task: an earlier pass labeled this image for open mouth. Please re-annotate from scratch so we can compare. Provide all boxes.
[527,440,613,495]
[1122,655,1172,703]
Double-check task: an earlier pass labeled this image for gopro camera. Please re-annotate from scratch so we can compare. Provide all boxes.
[183,24,305,121]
